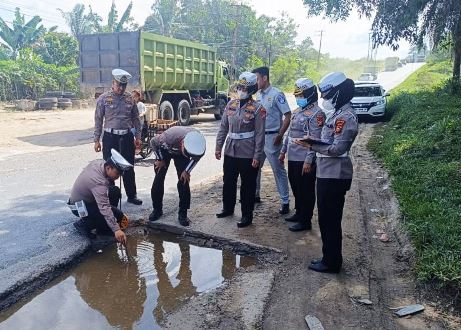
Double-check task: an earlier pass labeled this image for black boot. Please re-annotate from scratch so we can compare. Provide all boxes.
[127,196,143,205]
[279,203,289,215]
[254,196,261,204]
[237,215,253,228]
[308,261,340,273]
[178,209,190,227]
[285,213,299,222]
[149,209,163,222]
[216,209,234,218]
[289,222,312,232]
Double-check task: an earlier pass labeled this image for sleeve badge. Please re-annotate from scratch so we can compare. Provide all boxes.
[335,119,346,134]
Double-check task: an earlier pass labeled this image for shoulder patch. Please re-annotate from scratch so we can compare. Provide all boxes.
[245,101,256,111]
[316,114,325,127]
[277,94,286,104]
[303,110,313,117]
[335,119,346,134]
[258,106,267,119]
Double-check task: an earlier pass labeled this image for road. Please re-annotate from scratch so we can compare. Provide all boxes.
[0,63,424,307]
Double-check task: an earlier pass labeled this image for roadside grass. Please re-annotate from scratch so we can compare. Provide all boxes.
[368,61,461,298]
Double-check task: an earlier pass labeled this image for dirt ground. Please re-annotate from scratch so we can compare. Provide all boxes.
[146,124,461,329]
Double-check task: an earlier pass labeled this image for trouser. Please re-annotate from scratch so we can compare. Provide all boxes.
[71,186,123,234]
[151,150,191,211]
[316,178,352,270]
[256,133,290,204]
[288,161,316,225]
[102,131,137,199]
[222,155,258,218]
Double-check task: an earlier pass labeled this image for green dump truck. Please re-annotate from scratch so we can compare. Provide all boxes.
[78,31,232,125]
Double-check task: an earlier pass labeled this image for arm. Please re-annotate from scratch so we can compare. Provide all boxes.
[185,157,201,173]
[131,103,142,140]
[138,102,147,117]
[91,185,120,233]
[305,111,325,164]
[150,134,164,160]
[215,104,230,153]
[281,125,290,154]
[253,106,266,161]
[274,92,291,145]
[94,96,105,142]
[311,117,358,156]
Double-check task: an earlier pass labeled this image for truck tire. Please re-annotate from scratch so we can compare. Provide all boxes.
[177,100,191,126]
[159,100,174,121]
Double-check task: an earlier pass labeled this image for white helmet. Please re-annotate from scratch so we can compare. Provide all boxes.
[112,68,132,84]
[183,130,206,158]
[318,72,347,95]
[294,78,315,96]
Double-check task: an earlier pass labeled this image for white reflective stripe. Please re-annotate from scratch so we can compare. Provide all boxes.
[104,128,129,135]
[186,159,197,173]
[67,204,77,211]
[316,152,348,158]
[228,131,255,139]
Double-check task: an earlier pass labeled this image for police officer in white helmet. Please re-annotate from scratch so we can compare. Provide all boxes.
[215,72,266,228]
[296,72,358,273]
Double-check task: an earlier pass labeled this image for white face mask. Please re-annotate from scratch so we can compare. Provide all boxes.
[321,98,336,111]
[237,90,249,99]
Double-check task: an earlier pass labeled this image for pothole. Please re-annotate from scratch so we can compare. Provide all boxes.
[0,228,279,329]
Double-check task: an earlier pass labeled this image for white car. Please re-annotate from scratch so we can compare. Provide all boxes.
[351,82,390,118]
[357,73,376,81]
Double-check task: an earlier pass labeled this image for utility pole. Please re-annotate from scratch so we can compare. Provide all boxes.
[230,3,241,81]
[316,30,324,69]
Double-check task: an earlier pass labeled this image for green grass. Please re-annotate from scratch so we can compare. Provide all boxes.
[368,61,461,290]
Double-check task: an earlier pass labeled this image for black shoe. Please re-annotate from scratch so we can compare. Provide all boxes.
[289,222,312,232]
[308,261,340,273]
[254,197,261,204]
[73,220,89,236]
[285,213,299,222]
[216,209,234,218]
[237,216,253,228]
[310,258,322,265]
[178,210,190,227]
[149,209,163,222]
[279,203,289,215]
[127,197,143,205]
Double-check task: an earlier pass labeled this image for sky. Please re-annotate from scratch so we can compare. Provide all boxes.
[0,0,410,60]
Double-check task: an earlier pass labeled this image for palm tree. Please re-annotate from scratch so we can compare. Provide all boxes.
[0,7,46,59]
[58,4,102,37]
[103,1,136,32]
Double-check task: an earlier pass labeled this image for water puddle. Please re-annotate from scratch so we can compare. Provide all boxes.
[0,233,256,329]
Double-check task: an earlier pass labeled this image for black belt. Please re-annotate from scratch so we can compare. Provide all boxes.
[265,130,279,135]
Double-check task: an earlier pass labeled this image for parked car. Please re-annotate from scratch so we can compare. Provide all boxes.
[357,73,376,81]
[351,82,390,118]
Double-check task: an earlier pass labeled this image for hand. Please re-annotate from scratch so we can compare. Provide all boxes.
[94,141,101,152]
[180,171,191,184]
[302,163,312,175]
[114,230,126,245]
[154,160,166,171]
[135,138,141,149]
[279,152,285,163]
[274,134,283,146]
[294,139,312,148]
[252,159,259,168]
[215,150,221,160]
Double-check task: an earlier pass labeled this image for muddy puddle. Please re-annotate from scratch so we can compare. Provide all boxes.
[0,232,256,329]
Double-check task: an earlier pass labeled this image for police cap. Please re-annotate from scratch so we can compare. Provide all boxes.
[112,69,132,84]
[107,148,133,173]
[183,131,206,158]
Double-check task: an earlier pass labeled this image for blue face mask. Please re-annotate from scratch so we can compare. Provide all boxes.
[296,97,308,108]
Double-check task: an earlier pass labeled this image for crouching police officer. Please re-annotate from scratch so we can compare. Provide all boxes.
[280,78,325,232]
[296,72,358,273]
[149,126,206,226]
[215,72,266,228]
[69,149,132,245]
[93,68,143,205]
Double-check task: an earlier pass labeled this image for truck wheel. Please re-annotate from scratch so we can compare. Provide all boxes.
[159,101,174,121]
[177,100,191,126]
[214,98,226,120]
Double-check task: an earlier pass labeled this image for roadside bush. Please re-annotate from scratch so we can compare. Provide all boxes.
[368,61,461,293]
[0,48,79,101]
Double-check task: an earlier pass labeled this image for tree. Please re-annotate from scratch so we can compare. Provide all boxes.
[98,1,138,32]
[59,4,101,37]
[35,32,78,66]
[303,0,461,87]
[144,0,181,36]
[0,7,46,59]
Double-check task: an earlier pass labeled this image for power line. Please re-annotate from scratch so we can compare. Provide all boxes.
[0,3,66,25]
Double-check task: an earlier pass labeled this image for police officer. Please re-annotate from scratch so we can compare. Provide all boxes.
[280,78,325,232]
[69,149,132,245]
[149,126,206,226]
[296,72,358,273]
[252,66,291,214]
[94,68,142,205]
[215,72,266,228]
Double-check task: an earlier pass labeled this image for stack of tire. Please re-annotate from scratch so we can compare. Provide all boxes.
[37,97,58,110]
[57,98,73,109]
